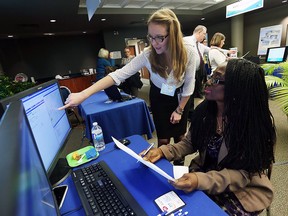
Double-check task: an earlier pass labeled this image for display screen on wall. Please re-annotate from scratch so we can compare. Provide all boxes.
[226,0,263,18]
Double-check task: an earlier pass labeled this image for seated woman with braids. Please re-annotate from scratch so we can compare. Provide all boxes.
[141,58,276,215]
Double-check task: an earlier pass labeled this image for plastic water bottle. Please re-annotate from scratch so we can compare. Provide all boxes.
[91,122,105,151]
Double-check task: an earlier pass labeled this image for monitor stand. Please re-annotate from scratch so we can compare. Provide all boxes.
[49,158,71,187]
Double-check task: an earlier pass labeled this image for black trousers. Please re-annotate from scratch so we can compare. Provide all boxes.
[188,66,207,120]
[194,66,207,98]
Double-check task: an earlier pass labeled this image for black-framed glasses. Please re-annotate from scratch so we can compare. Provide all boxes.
[207,76,225,85]
[147,34,169,43]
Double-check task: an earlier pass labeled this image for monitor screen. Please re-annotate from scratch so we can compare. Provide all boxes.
[0,80,71,185]
[265,46,288,63]
[0,100,60,216]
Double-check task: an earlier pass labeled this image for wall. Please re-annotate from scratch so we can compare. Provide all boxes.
[0,4,287,82]
[244,5,288,58]
[103,27,147,66]
[182,21,232,50]
[183,4,288,60]
[0,33,104,81]
[0,27,147,82]
[206,21,232,49]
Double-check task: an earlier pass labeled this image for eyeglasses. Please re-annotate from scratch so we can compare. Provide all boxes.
[147,34,169,43]
[207,76,225,85]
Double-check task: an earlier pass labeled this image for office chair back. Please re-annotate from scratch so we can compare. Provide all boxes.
[59,86,81,125]
[60,86,71,101]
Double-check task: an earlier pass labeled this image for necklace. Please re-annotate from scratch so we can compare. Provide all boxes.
[216,117,223,134]
[165,66,169,71]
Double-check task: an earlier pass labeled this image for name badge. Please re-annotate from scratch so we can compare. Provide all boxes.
[160,83,176,96]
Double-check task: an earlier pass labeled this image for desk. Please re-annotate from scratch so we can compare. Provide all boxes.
[58,75,96,92]
[78,91,155,143]
[60,135,227,216]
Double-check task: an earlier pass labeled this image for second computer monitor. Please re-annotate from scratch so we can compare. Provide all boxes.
[0,79,72,185]
[0,100,60,216]
[265,46,288,63]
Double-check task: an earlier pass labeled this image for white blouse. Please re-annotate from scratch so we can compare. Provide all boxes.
[208,47,228,72]
[109,41,197,97]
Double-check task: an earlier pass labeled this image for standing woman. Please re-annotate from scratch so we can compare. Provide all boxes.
[119,47,143,97]
[146,8,196,147]
[208,32,229,72]
[59,8,197,147]
[96,48,114,81]
[120,47,135,66]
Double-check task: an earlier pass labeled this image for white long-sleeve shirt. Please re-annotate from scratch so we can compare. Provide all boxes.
[109,41,197,97]
[183,35,210,70]
[208,47,228,72]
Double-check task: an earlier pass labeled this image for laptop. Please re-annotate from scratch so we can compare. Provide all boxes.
[104,85,134,102]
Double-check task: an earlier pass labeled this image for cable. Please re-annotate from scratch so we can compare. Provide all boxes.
[274,161,288,166]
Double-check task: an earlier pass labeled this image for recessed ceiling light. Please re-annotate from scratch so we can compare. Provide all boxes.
[83,31,87,34]
[50,19,56,23]
[201,17,205,21]
[8,35,14,38]
[43,33,55,36]
[101,18,106,21]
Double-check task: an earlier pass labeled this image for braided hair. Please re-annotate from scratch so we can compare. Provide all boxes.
[190,58,275,174]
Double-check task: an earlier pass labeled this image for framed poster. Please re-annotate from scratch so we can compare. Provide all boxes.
[257,24,282,55]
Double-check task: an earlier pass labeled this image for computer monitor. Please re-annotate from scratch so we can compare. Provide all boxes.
[0,100,60,216]
[265,46,288,63]
[0,79,72,186]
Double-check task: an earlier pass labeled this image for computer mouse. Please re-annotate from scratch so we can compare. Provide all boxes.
[115,138,131,149]
[120,138,131,146]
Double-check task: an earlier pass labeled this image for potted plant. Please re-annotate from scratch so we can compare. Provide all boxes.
[264,62,288,115]
[0,75,36,99]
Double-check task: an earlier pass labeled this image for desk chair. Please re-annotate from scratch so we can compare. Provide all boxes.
[59,86,82,125]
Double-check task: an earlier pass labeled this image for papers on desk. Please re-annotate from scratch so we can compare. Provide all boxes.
[112,137,176,182]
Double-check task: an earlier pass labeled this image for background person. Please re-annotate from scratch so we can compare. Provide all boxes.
[118,47,143,97]
[60,8,197,148]
[208,32,229,72]
[120,47,135,66]
[201,39,211,76]
[184,25,209,99]
[141,59,275,215]
[202,39,208,46]
[184,26,236,121]
[96,48,114,81]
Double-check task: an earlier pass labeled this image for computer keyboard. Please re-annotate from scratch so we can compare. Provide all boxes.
[71,160,147,216]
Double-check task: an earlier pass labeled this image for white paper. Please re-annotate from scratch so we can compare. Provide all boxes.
[112,137,176,182]
[173,166,189,179]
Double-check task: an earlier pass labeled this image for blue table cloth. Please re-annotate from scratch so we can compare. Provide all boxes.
[60,135,227,216]
[78,91,155,143]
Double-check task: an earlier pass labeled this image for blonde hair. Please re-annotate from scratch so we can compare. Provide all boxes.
[210,32,225,47]
[98,48,109,58]
[147,8,187,82]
